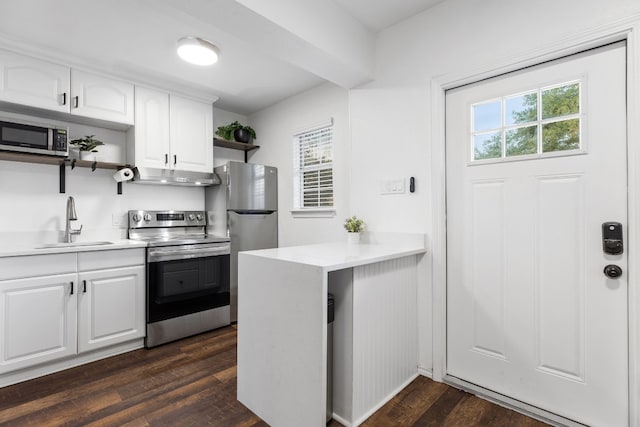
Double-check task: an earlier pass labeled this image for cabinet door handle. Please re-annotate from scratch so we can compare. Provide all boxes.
[165,153,168,165]
[74,96,79,108]
[61,92,67,105]
[83,280,87,293]
[70,281,74,295]
[173,155,177,165]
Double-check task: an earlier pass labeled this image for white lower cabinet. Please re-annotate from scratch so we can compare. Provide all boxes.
[0,273,77,374]
[0,249,145,376]
[77,265,145,353]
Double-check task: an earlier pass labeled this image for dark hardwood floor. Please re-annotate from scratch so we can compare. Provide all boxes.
[0,326,547,426]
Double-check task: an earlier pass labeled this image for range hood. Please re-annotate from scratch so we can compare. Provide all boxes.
[132,166,220,186]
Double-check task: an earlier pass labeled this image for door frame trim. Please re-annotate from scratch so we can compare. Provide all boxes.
[430,17,640,426]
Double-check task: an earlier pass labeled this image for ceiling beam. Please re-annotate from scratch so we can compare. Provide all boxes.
[153,0,375,88]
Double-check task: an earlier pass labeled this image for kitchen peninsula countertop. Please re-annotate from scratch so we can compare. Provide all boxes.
[0,239,147,258]
[241,236,426,271]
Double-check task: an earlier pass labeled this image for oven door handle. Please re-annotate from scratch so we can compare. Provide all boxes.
[148,246,230,262]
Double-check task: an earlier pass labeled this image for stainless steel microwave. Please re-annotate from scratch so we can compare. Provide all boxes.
[0,119,68,157]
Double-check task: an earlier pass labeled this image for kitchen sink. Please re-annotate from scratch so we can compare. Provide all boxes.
[35,241,114,249]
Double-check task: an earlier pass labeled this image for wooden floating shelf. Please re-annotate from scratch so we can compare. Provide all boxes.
[213,138,260,151]
[213,138,260,163]
[0,151,131,194]
[67,159,126,171]
[0,151,66,166]
[0,151,128,170]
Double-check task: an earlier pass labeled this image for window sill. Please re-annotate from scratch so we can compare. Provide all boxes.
[291,209,336,218]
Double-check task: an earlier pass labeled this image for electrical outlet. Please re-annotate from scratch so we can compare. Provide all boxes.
[380,178,405,195]
[112,213,127,228]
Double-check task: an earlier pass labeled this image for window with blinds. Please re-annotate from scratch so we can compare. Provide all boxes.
[293,124,334,209]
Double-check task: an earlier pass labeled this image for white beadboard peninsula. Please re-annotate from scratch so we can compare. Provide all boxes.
[237,234,426,427]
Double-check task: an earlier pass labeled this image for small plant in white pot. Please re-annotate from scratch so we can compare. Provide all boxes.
[344,216,365,244]
[69,135,105,161]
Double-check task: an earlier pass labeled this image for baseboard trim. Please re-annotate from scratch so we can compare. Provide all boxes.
[0,339,144,388]
[349,373,419,426]
[444,375,587,427]
[418,366,433,378]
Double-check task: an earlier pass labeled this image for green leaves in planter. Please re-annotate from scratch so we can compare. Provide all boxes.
[70,135,105,152]
[216,121,257,141]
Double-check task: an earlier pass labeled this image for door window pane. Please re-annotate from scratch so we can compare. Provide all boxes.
[470,81,581,162]
[542,83,579,119]
[542,119,580,152]
[474,132,502,160]
[473,101,501,132]
[505,92,537,125]
[506,125,537,157]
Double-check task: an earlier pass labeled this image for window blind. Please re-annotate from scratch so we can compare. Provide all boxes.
[293,125,334,209]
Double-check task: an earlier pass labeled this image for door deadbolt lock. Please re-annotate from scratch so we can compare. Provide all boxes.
[604,264,623,279]
[602,222,623,255]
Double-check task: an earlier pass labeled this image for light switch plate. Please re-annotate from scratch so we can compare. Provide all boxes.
[112,213,127,228]
[380,178,405,195]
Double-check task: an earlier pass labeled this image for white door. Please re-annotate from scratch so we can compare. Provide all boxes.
[0,49,69,112]
[134,86,171,169]
[71,69,134,124]
[77,266,145,353]
[0,274,77,373]
[446,42,627,427]
[169,94,214,173]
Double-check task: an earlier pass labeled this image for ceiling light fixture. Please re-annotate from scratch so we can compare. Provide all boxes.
[176,36,219,66]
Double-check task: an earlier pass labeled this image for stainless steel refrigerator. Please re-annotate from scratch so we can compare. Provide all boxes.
[205,161,278,322]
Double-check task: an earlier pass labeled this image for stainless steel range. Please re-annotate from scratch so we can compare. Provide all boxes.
[128,210,230,348]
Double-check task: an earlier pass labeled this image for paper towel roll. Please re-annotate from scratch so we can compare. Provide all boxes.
[113,168,134,182]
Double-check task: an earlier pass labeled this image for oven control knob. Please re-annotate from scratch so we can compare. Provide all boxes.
[132,213,142,222]
[188,214,196,221]
[143,214,152,222]
[196,214,203,221]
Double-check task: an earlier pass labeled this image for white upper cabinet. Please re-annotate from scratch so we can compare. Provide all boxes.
[133,86,171,169]
[70,69,134,125]
[0,49,70,112]
[0,49,134,125]
[131,87,214,173]
[170,95,214,173]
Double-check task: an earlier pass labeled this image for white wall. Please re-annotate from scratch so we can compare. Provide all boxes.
[350,0,640,373]
[248,82,350,247]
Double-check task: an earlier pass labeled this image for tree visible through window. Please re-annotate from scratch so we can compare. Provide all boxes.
[293,124,334,209]
[472,81,580,161]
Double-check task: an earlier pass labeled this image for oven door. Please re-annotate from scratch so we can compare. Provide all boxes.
[147,243,230,323]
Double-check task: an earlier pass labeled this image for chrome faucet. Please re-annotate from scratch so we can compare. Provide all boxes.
[64,196,82,243]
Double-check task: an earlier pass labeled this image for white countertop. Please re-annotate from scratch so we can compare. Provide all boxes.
[241,238,426,272]
[0,239,147,258]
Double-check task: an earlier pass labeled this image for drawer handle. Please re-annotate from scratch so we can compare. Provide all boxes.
[70,281,74,295]
[83,280,87,293]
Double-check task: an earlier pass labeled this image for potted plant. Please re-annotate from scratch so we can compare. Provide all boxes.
[344,216,365,244]
[216,121,257,143]
[69,135,105,161]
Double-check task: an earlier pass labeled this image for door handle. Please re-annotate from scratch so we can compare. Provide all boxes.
[61,92,67,105]
[74,95,79,108]
[604,264,622,279]
[70,281,74,295]
[173,155,177,165]
[165,153,168,165]
[83,280,87,293]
